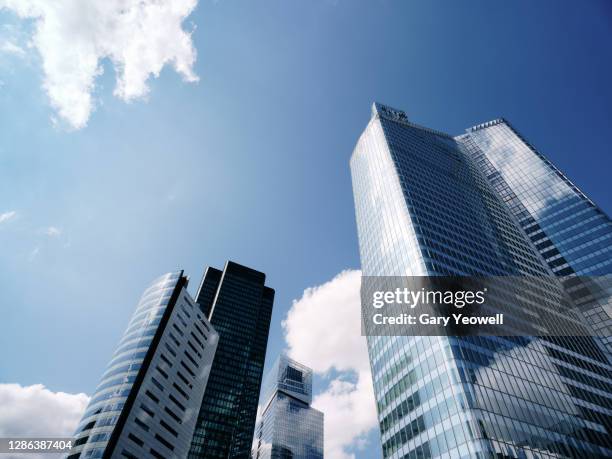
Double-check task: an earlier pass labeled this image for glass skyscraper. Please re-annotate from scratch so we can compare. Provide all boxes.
[350,103,612,458]
[188,261,275,459]
[251,355,324,459]
[458,120,612,353]
[68,271,219,459]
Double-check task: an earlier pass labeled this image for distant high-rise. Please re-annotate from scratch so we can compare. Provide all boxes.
[69,271,219,459]
[350,103,612,458]
[251,355,324,459]
[188,261,275,459]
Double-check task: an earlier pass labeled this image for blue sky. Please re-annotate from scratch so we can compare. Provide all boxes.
[1,1,611,457]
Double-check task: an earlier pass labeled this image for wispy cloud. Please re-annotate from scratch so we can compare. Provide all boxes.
[28,246,40,261]
[0,0,200,129]
[0,39,25,57]
[283,270,378,459]
[45,226,61,237]
[0,210,17,224]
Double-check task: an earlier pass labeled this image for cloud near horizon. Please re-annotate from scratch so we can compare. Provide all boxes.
[283,270,378,459]
[1,273,376,459]
[0,383,89,454]
[0,0,200,129]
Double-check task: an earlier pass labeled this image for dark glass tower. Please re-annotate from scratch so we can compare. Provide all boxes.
[188,261,275,459]
[350,103,612,458]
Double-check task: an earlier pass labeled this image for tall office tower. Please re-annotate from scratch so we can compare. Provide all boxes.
[251,355,324,459]
[69,271,219,459]
[458,120,612,353]
[350,103,612,459]
[188,261,275,459]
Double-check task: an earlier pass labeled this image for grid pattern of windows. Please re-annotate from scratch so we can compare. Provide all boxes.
[259,355,313,409]
[188,262,274,459]
[349,103,612,459]
[462,120,612,353]
[68,272,218,459]
[252,357,323,459]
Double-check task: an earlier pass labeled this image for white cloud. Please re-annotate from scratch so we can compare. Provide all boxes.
[0,383,89,442]
[45,226,61,237]
[312,375,376,459]
[0,40,25,57]
[283,270,378,459]
[0,210,17,224]
[0,0,200,129]
[471,125,573,218]
[284,270,370,374]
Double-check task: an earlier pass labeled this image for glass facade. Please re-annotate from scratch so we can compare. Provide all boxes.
[189,261,275,459]
[252,356,324,459]
[460,120,612,353]
[68,271,219,459]
[350,103,612,458]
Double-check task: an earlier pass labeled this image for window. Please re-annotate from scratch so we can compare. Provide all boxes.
[183,350,199,368]
[177,371,193,388]
[160,419,178,437]
[173,382,189,400]
[159,353,173,367]
[180,360,195,378]
[74,436,88,446]
[154,433,174,451]
[128,433,144,447]
[187,340,202,358]
[156,365,168,379]
[151,377,164,392]
[80,420,96,432]
[145,390,159,404]
[140,403,155,417]
[134,417,149,432]
[172,323,184,337]
[164,343,177,357]
[190,331,205,349]
[168,394,185,411]
[164,406,183,424]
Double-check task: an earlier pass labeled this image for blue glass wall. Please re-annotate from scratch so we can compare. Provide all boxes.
[350,103,612,459]
[462,120,612,352]
[252,356,323,459]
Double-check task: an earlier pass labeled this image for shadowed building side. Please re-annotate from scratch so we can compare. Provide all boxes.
[188,261,274,459]
[68,271,219,459]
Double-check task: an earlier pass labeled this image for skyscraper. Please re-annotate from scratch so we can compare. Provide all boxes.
[188,261,275,459]
[458,120,612,352]
[68,271,219,459]
[251,355,324,459]
[350,103,612,458]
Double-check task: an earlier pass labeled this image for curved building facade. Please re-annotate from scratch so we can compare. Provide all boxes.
[68,271,218,459]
